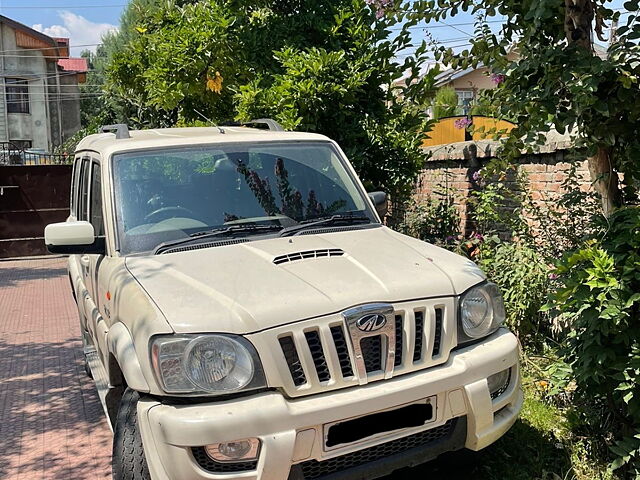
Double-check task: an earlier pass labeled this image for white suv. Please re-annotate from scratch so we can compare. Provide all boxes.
[45,121,522,480]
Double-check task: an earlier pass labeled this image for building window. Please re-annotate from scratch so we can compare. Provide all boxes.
[6,78,30,114]
[455,90,475,115]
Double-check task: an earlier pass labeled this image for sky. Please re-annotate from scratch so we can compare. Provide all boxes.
[0,1,124,54]
[0,0,630,57]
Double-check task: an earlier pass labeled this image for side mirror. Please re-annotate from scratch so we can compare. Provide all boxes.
[368,191,388,218]
[44,221,105,255]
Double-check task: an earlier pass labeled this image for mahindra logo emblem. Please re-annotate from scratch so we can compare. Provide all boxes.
[356,313,387,332]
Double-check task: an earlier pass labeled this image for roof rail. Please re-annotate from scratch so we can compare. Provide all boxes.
[99,124,130,139]
[244,118,285,131]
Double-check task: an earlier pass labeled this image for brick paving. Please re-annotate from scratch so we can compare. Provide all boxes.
[0,256,112,480]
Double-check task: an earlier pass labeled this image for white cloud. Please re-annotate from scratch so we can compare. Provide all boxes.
[33,11,118,54]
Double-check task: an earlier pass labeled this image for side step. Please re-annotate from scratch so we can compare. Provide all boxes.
[83,340,114,432]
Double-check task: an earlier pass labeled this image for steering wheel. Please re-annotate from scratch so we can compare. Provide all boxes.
[144,206,196,223]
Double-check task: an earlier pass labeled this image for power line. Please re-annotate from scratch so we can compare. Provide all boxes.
[0,4,126,9]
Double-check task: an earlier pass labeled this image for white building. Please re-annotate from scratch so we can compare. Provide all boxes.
[0,16,86,153]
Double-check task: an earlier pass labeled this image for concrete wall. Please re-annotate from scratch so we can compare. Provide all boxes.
[59,73,81,145]
[0,23,51,150]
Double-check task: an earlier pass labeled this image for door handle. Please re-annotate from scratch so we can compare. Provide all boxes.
[80,255,90,267]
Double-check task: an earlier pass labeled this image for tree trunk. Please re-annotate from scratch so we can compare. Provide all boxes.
[587,146,621,217]
[565,0,622,215]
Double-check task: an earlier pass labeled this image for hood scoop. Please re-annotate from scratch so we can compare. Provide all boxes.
[273,248,344,265]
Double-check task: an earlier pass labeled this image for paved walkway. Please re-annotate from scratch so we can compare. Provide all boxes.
[0,256,111,480]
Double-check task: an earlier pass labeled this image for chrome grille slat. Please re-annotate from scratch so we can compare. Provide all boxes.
[261,299,455,398]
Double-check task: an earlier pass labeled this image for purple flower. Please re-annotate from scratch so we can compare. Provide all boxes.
[490,73,505,85]
[366,0,392,19]
[454,117,472,129]
[548,273,559,280]
[445,235,455,242]
[473,233,484,241]
[472,170,481,182]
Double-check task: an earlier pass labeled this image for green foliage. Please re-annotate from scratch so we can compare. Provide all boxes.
[407,0,640,202]
[99,0,438,198]
[550,207,640,475]
[479,239,550,339]
[398,191,459,242]
[432,86,458,119]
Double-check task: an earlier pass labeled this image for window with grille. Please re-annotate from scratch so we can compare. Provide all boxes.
[455,90,475,115]
[6,78,29,114]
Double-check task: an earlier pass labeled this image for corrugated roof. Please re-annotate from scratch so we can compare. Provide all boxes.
[58,58,88,73]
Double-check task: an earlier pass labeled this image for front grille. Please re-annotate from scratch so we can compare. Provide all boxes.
[279,336,307,386]
[297,419,457,479]
[433,308,443,356]
[413,311,425,362]
[305,331,331,382]
[330,326,353,378]
[361,336,382,373]
[192,447,257,473]
[394,315,403,367]
[272,300,454,397]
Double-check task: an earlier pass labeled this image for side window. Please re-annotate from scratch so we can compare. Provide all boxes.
[70,157,81,216]
[78,158,90,221]
[89,161,104,237]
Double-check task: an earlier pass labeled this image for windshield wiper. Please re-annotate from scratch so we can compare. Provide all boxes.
[279,214,371,237]
[154,224,283,254]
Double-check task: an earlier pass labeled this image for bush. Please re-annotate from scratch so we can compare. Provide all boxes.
[432,87,458,119]
[479,239,551,340]
[398,193,459,243]
[550,206,640,476]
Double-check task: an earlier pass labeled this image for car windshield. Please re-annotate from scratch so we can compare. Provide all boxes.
[112,141,376,254]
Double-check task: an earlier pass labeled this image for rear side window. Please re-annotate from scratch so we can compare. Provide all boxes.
[77,159,90,221]
[89,162,104,236]
[70,157,81,216]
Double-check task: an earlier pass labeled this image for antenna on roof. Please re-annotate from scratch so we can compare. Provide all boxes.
[193,109,225,134]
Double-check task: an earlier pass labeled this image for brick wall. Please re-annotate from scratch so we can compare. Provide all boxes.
[413,141,594,236]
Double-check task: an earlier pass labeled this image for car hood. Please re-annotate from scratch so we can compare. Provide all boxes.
[125,226,485,334]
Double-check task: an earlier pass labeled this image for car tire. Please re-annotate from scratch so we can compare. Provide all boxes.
[112,388,151,480]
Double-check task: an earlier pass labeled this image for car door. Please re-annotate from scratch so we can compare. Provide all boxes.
[71,156,92,337]
[84,159,106,352]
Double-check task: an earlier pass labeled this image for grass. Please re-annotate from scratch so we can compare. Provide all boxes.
[392,365,616,480]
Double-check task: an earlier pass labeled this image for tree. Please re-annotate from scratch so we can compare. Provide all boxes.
[432,86,458,119]
[407,0,640,216]
[103,0,439,198]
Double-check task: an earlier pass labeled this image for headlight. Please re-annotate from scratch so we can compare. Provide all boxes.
[151,334,266,395]
[459,282,505,341]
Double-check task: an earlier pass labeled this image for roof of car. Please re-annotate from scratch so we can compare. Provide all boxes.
[75,126,332,157]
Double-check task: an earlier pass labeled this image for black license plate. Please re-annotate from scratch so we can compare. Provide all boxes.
[326,400,434,448]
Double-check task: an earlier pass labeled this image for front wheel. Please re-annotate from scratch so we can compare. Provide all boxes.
[112,388,151,480]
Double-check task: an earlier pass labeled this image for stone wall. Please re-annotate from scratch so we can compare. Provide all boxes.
[414,139,594,236]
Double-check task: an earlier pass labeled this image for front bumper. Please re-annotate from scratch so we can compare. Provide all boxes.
[138,328,522,480]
